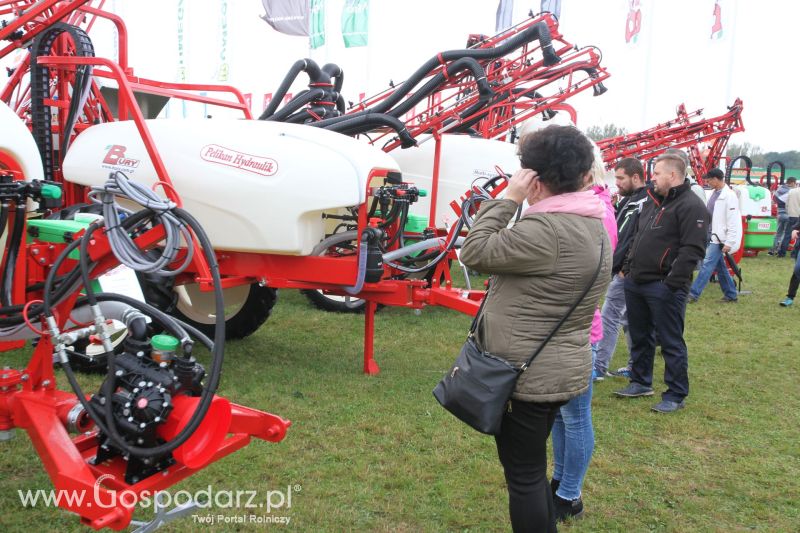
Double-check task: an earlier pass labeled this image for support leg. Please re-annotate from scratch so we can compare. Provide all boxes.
[363,300,380,375]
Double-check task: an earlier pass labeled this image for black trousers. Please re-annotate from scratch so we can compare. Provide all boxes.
[624,278,690,402]
[495,399,564,533]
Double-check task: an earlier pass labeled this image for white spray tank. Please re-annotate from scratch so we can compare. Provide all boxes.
[390,134,520,228]
[62,119,400,255]
[0,101,44,181]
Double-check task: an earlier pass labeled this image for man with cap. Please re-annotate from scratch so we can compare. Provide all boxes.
[688,168,742,303]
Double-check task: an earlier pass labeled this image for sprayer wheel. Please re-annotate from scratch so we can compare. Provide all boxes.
[172,282,277,340]
[301,290,378,313]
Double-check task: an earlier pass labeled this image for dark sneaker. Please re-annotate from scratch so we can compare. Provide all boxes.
[687,296,698,303]
[554,494,584,522]
[614,382,654,397]
[651,399,685,413]
[551,478,560,498]
[719,297,738,303]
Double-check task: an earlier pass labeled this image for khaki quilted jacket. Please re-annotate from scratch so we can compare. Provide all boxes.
[460,199,611,403]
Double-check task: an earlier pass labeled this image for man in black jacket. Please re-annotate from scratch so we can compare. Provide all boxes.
[614,153,708,413]
[594,158,648,380]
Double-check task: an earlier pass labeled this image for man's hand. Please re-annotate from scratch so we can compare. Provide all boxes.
[721,245,731,254]
[505,168,539,205]
[793,229,799,241]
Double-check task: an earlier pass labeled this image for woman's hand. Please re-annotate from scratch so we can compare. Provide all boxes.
[505,169,538,205]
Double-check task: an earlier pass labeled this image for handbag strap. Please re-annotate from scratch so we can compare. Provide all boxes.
[468,277,491,335]
[520,236,606,371]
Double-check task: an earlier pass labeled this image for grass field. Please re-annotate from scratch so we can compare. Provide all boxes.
[0,253,798,532]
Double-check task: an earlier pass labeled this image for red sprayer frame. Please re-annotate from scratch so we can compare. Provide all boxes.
[598,99,745,185]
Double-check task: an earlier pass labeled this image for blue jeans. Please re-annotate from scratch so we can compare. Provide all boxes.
[594,274,632,374]
[780,217,799,257]
[551,345,595,501]
[772,212,790,254]
[689,243,738,301]
[625,278,689,402]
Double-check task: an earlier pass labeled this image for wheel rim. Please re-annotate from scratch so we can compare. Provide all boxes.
[78,321,128,359]
[175,284,252,325]
[317,293,366,309]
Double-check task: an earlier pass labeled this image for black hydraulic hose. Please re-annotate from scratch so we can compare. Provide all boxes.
[78,221,104,307]
[446,90,510,133]
[584,67,608,96]
[283,109,315,124]
[0,203,8,246]
[63,206,224,460]
[372,20,558,116]
[102,206,224,459]
[387,57,492,118]
[1,207,26,307]
[310,57,493,132]
[303,21,557,133]
[335,93,346,115]
[266,88,326,122]
[259,59,310,119]
[726,155,752,186]
[259,58,327,120]
[61,62,93,154]
[766,160,785,186]
[322,113,417,148]
[512,88,557,120]
[322,63,344,93]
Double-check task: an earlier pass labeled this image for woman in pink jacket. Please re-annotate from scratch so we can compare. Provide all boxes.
[550,146,617,522]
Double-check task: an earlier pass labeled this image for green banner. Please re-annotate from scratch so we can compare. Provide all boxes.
[342,0,368,47]
[310,0,326,49]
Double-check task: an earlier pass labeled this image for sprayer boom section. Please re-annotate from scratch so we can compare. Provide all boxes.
[263,12,609,151]
[598,98,744,184]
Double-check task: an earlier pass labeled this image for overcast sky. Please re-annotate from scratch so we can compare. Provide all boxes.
[3,0,795,152]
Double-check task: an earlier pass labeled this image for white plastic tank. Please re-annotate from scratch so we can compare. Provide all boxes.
[390,134,520,228]
[62,119,399,255]
[0,101,44,181]
[733,184,771,217]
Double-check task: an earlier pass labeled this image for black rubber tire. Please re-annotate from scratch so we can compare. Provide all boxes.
[172,282,277,340]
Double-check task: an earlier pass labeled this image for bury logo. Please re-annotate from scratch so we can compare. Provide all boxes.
[200,144,278,177]
[102,145,140,170]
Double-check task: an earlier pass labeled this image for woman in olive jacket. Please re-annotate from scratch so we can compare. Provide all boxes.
[460,125,612,533]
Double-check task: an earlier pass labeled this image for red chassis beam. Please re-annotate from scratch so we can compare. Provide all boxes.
[0,346,290,530]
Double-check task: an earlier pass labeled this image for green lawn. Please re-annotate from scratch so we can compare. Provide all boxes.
[0,254,798,532]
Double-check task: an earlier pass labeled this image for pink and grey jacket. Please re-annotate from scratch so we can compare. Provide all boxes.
[524,186,617,343]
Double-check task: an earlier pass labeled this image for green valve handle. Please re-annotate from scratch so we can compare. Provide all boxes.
[418,189,428,197]
[41,184,62,199]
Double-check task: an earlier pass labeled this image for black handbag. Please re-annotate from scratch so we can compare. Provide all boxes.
[433,238,605,435]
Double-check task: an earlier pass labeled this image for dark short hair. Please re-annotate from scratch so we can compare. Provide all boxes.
[788,177,797,184]
[517,125,594,195]
[614,158,644,180]
[704,168,725,181]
